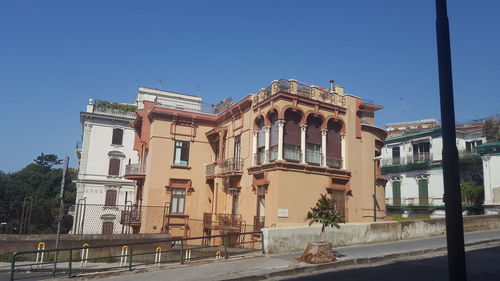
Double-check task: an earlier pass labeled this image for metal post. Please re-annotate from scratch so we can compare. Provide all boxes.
[224,233,228,259]
[435,1,467,281]
[260,231,265,254]
[10,252,16,281]
[68,249,72,278]
[128,245,133,271]
[53,156,69,276]
[180,241,184,265]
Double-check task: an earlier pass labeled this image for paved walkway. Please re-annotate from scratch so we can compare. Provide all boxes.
[90,230,500,281]
[3,230,500,281]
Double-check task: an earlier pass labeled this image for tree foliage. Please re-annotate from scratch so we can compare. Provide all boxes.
[484,118,500,143]
[460,180,484,205]
[306,194,344,234]
[0,154,76,234]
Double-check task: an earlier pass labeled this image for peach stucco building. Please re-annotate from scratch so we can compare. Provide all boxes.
[125,79,387,238]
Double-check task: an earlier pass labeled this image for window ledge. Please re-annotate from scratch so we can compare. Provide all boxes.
[171,165,191,170]
[103,206,119,211]
[111,144,124,147]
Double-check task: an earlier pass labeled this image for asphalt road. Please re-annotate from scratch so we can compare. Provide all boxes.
[283,245,500,281]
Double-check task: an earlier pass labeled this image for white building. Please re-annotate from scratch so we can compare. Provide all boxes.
[381,121,485,215]
[71,88,204,234]
[478,141,500,213]
[72,99,138,234]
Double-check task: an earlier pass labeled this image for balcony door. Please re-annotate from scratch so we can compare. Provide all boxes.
[234,135,241,169]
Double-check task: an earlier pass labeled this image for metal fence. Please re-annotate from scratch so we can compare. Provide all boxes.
[1,202,259,237]
[9,231,263,281]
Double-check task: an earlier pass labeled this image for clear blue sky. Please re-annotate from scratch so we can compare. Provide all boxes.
[0,0,498,172]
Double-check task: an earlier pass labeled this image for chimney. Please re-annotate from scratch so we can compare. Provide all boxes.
[329,80,335,92]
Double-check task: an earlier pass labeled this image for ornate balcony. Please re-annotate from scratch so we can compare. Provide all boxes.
[124,163,146,179]
[219,158,243,175]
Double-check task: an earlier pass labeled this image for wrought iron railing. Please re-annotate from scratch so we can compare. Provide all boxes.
[326,156,342,169]
[408,153,432,164]
[283,144,301,162]
[219,158,243,174]
[268,146,279,162]
[253,216,265,231]
[305,151,322,165]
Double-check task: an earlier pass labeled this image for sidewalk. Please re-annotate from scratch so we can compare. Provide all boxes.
[77,229,500,281]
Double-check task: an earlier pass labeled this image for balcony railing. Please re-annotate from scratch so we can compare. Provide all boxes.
[268,146,279,162]
[120,208,141,225]
[326,156,342,169]
[253,79,347,108]
[154,95,216,114]
[93,102,136,118]
[305,151,322,165]
[124,163,146,177]
[407,153,432,164]
[381,153,432,167]
[206,163,216,177]
[381,156,404,167]
[219,158,243,174]
[254,150,266,165]
[253,216,265,231]
[283,144,301,162]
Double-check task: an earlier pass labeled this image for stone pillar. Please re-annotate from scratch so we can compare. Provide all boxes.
[300,125,307,164]
[264,126,271,163]
[277,120,285,161]
[341,134,346,169]
[321,130,327,167]
[252,131,258,166]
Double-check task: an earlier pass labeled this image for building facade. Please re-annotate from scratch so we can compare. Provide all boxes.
[71,99,138,234]
[125,79,387,238]
[382,120,485,216]
[478,141,500,213]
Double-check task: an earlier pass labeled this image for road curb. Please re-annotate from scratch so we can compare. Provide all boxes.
[219,238,500,281]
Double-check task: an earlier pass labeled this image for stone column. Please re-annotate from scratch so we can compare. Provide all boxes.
[321,130,327,167]
[252,131,258,166]
[341,134,346,169]
[264,126,271,163]
[300,125,307,164]
[277,120,285,161]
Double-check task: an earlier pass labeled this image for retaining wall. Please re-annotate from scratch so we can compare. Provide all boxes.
[263,214,500,254]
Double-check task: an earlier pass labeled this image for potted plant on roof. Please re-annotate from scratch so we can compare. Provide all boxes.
[300,193,344,263]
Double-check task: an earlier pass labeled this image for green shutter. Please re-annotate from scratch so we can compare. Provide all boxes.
[392,181,401,206]
[418,179,429,206]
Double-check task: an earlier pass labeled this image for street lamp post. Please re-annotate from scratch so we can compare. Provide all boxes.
[435,1,467,280]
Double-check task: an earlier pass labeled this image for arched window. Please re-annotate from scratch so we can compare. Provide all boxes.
[112,128,124,145]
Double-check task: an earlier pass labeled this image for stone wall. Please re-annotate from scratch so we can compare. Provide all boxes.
[263,214,500,254]
[0,233,172,262]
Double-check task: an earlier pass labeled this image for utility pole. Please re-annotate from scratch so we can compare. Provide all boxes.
[53,156,69,276]
[434,1,467,280]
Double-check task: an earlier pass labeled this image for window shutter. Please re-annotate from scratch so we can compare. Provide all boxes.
[112,129,124,145]
[105,190,117,206]
[108,159,120,176]
[418,179,428,206]
[102,222,113,235]
[306,118,322,145]
[392,181,401,206]
[284,112,301,146]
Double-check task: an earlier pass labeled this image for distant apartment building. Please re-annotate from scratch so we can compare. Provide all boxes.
[71,99,138,234]
[124,79,387,238]
[382,120,485,216]
[478,141,500,213]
